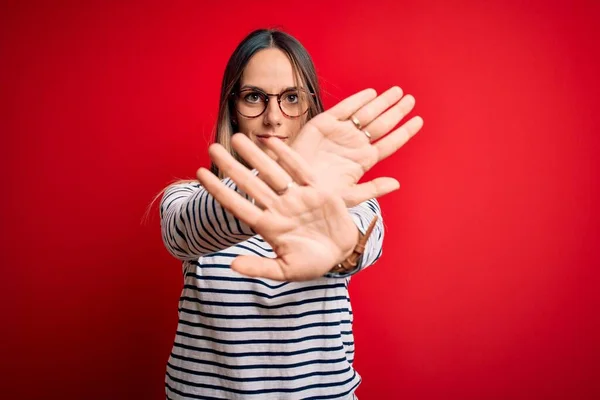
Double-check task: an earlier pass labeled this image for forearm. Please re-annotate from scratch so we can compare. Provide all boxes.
[160,178,255,261]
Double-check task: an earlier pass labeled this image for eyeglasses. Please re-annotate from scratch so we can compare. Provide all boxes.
[231,87,315,118]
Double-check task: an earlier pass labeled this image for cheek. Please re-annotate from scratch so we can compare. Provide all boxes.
[286,119,304,141]
[236,118,258,136]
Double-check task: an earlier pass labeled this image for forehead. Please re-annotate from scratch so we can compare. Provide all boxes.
[240,48,297,91]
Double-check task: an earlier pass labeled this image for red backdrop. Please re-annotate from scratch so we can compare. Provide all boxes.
[2,1,599,399]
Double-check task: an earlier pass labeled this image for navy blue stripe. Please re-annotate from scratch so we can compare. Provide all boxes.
[177,318,349,332]
[167,227,184,254]
[243,237,274,251]
[179,306,347,320]
[224,180,246,235]
[302,377,361,400]
[218,191,241,236]
[189,262,228,269]
[223,194,244,234]
[161,183,259,259]
[170,352,347,370]
[218,194,235,237]
[176,200,202,255]
[179,211,208,255]
[186,192,217,252]
[193,252,235,259]
[215,179,254,237]
[355,213,366,230]
[237,243,274,256]
[169,223,195,257]
[366,199,378,214]
[179,295,348,309]
[175,330,340,345]
[184,273,289,289]
[166,383,227,400]
[207,189,243,247]
[167,361,351,382]
[207,187,235,246]
[173,341,344,357]
[187,207,214,254]
[183,282,345,299]
[197,243,270,258]
[195,191,218,248]
[188,185,248,251]
[196,191,227,250]
[166,211,200,258]
[163,193,191,213]
[166,370,357,396]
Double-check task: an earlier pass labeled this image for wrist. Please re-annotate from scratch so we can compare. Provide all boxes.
[342,225,361,259]
[329,215,378,274]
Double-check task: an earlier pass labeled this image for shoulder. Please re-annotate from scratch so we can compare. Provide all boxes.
[163,180,201,195]
[159,180,202,208]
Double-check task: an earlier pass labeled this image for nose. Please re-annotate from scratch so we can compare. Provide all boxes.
[263,98,283,127]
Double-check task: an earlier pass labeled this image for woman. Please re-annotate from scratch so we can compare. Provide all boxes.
[160,28,422,399]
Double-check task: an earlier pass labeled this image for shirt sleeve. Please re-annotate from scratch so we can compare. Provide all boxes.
[324,198,385,279]
[159,178,256,261]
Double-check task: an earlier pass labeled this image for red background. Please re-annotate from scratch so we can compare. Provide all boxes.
[2,1,599,399]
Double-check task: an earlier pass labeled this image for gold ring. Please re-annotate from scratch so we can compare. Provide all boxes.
[277,181,295,195]
[362,129,372,140]
[350,116,362,130]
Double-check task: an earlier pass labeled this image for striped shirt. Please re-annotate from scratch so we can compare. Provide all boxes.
[160,176,384,400]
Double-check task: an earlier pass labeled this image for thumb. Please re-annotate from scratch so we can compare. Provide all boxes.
[342,178,400,207]
[231,255,287,281]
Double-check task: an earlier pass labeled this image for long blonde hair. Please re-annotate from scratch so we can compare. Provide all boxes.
[212,28,324,177]
[143,28,324,224]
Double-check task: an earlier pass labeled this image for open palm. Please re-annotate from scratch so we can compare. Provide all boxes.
[246,185,356,281]
[290,86,423,206]
[196,135,358,281]
[194,87,424,281]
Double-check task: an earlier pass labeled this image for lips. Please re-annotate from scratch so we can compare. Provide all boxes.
[256,135,288,141]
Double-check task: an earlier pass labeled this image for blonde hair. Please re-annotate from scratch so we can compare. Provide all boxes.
[211,28,324,177]
[143,28,324,225]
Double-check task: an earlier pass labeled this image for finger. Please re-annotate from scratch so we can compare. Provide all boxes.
[208,143,278,207]
[363,94,416,142]
[374,116,424,161]
[196,167,264,227]
[350,86,403,134]
[231,255,287,281]
[327,88,377,120]
[342,177,400,207]
[231,133,294,194]
[263,137,316,186]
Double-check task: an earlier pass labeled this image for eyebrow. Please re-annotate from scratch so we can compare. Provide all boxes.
[239,85,299,93]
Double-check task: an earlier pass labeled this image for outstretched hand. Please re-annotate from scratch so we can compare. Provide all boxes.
[290,86,423,207]
[196,134,359,282]
[195,87,423,281]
